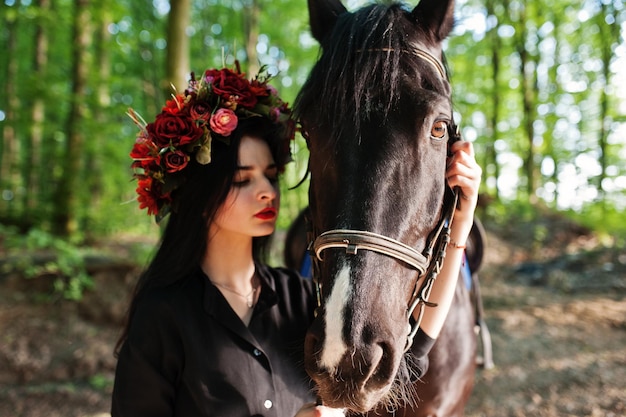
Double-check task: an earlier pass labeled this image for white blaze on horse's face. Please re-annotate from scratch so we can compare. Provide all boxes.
[319,262,351,371]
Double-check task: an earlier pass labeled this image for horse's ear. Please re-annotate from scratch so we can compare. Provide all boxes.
[308,0,347,43]
[411,0,456,41]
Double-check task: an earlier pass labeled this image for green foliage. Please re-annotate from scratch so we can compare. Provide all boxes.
[481,198,538,228]
[481,196,625,259]
[1,224,93,301]
[568,203,626,245]
[0,0,624,245]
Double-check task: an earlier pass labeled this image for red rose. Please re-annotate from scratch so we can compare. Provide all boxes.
[210,108,238,136]
[204,68,257,109]
[147,112,204,148]
[189,101,211,124]
[164,149,190,173]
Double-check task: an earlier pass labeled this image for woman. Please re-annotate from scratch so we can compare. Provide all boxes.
[111,64,481,417]
[113,65,343,417]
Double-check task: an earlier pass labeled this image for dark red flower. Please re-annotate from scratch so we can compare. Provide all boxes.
[250,79,270,98]
[204,68,258,109]
[189,101,212,123]
[147,112,204,148]
[136,177,162,216]
[164,149,190,173]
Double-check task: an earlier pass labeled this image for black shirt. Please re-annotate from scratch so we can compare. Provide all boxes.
[111,264,317,417]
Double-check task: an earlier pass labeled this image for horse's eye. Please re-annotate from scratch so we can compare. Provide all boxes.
[431,121,448,139]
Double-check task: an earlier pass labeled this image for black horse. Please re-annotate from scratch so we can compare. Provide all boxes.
[290,0,485,415]
[285,209,490,416]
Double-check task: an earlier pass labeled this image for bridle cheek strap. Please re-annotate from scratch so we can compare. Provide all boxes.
[405,188,459,351]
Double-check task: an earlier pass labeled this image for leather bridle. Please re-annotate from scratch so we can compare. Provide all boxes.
[310,185,460,351]
[306,46,461,351]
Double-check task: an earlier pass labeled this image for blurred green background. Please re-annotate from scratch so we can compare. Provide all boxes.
[1,0,625,296]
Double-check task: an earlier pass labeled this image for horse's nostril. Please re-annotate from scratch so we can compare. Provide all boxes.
[348,340,390,388]
[359,327,395,378]
[372,341,395,382]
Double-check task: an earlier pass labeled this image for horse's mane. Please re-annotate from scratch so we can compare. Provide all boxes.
[295,3,429,139]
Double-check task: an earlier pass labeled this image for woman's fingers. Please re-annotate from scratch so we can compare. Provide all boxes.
[446,141,482,214]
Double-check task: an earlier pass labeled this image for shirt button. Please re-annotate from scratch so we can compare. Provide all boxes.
[264,400,273,409]
[253,348,262,357]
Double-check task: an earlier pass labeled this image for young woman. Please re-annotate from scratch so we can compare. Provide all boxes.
[112,65,344,417]
[111,64,481,417]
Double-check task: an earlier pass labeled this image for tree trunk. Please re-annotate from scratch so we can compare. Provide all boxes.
[544,11,561,209]
[82,3,111,230]
[166,0,191,95]
[516,5,538,203]
[596,1,620,202]
[51,0,91,237]
[243,0,260,76]
[1,0,22,218]
[24,0,50,219]
[485,0,501,201]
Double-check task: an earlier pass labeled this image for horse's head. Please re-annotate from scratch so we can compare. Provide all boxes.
[295,0,458,412]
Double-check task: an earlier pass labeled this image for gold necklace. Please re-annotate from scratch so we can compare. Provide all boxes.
[211,280,259,308]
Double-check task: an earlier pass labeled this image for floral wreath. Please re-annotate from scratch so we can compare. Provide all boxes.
[129,63,295,223]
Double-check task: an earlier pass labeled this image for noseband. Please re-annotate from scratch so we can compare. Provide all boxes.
[307,46,461,351]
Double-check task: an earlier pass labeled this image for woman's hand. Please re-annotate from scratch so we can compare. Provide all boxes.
[295,402,345,417]
[446,140,482,236]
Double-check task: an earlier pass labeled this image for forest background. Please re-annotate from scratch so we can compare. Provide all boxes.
[1,0,625,299]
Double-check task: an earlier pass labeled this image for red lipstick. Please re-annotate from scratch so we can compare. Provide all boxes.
[255,207,277,220]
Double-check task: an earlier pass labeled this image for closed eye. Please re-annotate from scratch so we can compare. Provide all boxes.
[233,161,278,183]
[232,179,249,187]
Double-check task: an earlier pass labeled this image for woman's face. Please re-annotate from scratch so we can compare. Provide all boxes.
[212,135,280,239]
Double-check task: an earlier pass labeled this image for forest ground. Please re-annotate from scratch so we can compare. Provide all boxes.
[0,212,625,417]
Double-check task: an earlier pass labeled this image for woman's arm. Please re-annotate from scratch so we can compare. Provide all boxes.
[414,140,482,339]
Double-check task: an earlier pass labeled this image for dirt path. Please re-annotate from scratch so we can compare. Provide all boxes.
[466,273,626,416]
[0,224,624,417]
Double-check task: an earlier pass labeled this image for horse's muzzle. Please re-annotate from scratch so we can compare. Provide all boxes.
[304,315,398,413]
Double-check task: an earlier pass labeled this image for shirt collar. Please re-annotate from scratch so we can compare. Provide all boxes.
[199,263,279,318]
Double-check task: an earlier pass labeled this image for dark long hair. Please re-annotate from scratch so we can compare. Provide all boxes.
[115,117,286,354]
